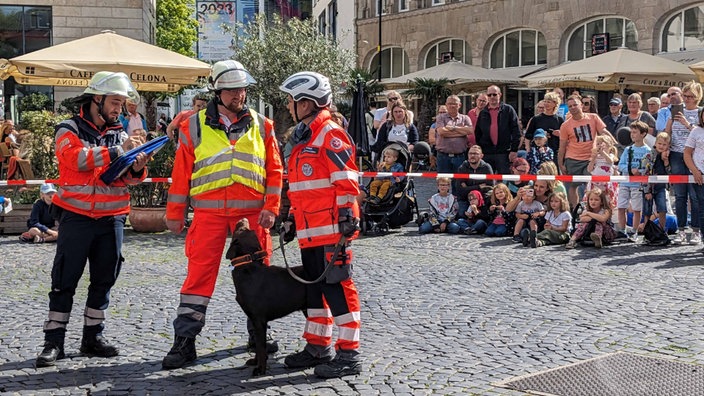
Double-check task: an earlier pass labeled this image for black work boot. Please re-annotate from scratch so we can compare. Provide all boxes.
[162,335,197,369]
[36,341,65,368]
[314,350,362,378]
[284,346,332,368]
[80,334,119,357]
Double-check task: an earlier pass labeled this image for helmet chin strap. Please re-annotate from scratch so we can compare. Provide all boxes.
[293,100,318,124]
[92,96,109,124]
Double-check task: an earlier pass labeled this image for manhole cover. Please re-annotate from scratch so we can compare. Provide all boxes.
[495,352,704,396]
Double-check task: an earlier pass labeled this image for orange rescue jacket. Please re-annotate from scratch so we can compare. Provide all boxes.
[287,109,360,248]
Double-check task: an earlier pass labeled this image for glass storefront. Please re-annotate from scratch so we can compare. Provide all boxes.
[0,5,53,119]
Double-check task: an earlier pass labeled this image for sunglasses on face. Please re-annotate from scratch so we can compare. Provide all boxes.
[582,102,591,106]
[487,93,499,97]
[388,97,399,101]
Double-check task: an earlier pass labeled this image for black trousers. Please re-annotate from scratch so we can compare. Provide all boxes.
[44,210,125,342]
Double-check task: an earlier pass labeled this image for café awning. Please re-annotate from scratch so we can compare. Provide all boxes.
[0,30,210,92]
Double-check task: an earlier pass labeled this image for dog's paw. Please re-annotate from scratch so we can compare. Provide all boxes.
[252,366,267,377]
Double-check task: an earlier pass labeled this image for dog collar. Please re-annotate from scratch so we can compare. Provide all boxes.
[229,250,268,268]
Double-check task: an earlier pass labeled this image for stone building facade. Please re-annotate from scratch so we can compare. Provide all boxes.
[355,0,704,120]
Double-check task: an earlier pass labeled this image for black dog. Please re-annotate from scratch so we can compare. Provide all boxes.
[225,218,307,376]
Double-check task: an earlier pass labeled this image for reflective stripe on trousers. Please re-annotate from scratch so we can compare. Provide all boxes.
[300,246,361,351]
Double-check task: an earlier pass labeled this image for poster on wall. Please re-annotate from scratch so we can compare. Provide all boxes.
[196,1,237,61]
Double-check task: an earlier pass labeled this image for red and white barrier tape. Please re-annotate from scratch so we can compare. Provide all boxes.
[0,174,696,187]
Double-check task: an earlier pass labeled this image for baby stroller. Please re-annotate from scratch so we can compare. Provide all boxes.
[361,142,420,236]
[411,141,432,171]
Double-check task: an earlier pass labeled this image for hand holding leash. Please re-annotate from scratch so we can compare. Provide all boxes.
[280,216,296,242]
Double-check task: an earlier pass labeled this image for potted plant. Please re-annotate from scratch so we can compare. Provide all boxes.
[127,137,176,232]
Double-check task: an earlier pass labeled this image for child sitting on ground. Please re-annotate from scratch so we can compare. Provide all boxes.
[642,132,671,234]
[513,185,546,247]
[566,187,616,249]
[485,183,514,237]
[368,147,404,204]
[535,192,572,247]
[20,183,59,243]
[419,177,460,234]
[458,190,490,235]
[526,128,554,174]
[617,121,651,241]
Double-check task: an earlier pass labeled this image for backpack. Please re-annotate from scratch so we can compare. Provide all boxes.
[642,219,671,246]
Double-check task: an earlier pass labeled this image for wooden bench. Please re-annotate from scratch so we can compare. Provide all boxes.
[0,203,31,235]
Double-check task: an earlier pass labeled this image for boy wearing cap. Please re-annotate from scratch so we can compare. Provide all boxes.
[526,128,554,174]
[20,183,59,243]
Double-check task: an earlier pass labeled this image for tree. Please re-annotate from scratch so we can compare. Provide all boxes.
[405,78,454,141]
[156,0,198,58]
[142,0,200,129]
[230,14,354,135]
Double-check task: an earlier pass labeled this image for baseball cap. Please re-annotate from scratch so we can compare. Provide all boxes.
[40,183,57,194]
[609,97,622,106]
[533,128,546,139]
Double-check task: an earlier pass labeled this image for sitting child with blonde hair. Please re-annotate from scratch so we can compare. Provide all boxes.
[368,147,404,203]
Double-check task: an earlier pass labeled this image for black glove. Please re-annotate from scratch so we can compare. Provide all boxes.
[338,208,360,237]
[280,216,296,243]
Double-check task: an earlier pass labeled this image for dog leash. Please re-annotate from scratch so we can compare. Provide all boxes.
[279,232,346,285]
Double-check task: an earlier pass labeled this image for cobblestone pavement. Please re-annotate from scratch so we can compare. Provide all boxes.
[1,178,703,395]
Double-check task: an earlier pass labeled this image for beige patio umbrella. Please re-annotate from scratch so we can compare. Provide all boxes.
[523,48,697,92]
[382,61,523,91]
[0,30,210,92]
[690,60,704,83]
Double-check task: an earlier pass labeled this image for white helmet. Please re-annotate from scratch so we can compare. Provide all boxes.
[83,71,140,104]
[279,71,332,108]
[209,60,256,90]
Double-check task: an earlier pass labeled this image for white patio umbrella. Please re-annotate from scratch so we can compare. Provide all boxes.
[0,30,210,92]
[522,48,697,92]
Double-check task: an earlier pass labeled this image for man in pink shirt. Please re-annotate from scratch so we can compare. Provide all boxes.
[467,93,487,148]
[558,94,615,207]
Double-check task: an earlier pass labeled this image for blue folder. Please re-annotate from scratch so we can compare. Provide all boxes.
[100,135,170,185]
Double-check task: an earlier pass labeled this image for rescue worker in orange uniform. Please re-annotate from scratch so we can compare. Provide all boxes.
[161,60,283,369]
[279,72,363,378]
[36,72,149,367]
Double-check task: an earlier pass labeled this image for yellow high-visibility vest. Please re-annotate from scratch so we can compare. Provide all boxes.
[189,109,266,196]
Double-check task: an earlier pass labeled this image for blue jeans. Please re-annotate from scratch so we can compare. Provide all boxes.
[669,151,700,229]
[458,218,488,234]
[419,220,461,234]
[485,223,508,237]
[437,152,466,193]
[692,182,704,233]
[643,186,668,217]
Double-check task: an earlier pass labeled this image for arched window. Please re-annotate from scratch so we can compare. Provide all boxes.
[566,16,637,61]
[661,4,704,52]
[369,47,410,79]
[424,39,471,68]
[490,29,547,68]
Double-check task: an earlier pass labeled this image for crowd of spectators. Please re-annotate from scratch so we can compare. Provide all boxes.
[409,82,704,252]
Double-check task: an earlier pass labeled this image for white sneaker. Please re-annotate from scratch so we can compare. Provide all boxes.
[689,231,702,245]
[673,230,687,245]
